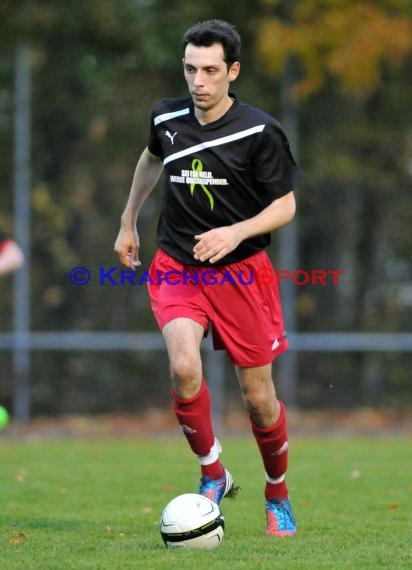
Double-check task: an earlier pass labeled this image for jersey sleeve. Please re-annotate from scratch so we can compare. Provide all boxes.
[251,122,302,203]
[147,108,163,158]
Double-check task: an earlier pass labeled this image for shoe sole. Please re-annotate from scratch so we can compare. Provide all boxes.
[266,529,297,537]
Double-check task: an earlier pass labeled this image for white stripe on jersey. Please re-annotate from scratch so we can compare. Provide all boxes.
[154,108,190,125]
[163,124,266,166]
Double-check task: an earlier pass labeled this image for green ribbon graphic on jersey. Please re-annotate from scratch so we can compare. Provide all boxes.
[190,158,214,211]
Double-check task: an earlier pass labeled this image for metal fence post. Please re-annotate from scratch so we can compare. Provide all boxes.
[278,55,300,408]
[204,342,225,435]
[12,42,31,421]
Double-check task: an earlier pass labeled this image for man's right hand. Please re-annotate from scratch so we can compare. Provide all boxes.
[114,225,141,269]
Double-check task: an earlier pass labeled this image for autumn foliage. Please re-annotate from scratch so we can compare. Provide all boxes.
[258,0,412,97]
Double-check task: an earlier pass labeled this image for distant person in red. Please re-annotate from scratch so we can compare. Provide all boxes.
[0,231,24,276]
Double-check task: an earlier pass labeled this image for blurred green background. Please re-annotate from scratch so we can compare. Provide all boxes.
[1,0,411,417]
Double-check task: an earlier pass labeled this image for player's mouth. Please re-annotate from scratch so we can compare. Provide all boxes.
[192,92,209,100]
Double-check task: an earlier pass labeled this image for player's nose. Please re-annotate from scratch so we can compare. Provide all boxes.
[193,71,205,86]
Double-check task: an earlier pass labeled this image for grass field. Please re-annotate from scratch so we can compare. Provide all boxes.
[1,434,410,569]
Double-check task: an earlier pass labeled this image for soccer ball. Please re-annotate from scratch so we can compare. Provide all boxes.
[160,493,224,550]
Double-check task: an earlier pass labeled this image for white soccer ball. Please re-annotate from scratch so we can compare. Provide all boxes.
[160,493,224,550]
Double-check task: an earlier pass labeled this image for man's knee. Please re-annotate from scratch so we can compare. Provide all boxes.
[170,353,200,381]
[237,367,279,426]
[170,353,202,398]
[243,387,274,414]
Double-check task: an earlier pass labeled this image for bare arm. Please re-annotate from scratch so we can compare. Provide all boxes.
[193,190,296,264]
[114,147,163,268]
[0,240,25,276]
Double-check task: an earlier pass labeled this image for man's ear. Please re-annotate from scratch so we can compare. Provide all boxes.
[228,61,240,82]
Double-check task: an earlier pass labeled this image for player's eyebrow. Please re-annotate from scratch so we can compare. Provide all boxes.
[184,63,222,71]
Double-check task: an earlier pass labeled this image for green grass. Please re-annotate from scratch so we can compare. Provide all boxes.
[1,435,411,569]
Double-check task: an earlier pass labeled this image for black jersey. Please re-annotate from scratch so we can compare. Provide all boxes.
[148,95,302,266]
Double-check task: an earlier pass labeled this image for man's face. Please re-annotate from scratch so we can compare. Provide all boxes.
[183,43,240,113]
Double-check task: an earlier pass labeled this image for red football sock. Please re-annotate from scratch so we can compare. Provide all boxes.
[250,400,289,500]
[171,378,224,480]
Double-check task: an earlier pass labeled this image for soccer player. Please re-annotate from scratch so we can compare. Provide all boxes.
[115,19,302,536]
[0,231,24,276]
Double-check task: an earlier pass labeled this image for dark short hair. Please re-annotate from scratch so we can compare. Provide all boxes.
[182,20,241,66]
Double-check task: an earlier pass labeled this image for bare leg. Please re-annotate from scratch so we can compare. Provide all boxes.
[236,363,289,500]
[235,363,280,427]
[162,317,204,398]
[162,317,224,480]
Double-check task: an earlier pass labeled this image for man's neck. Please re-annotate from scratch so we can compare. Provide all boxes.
[195,95,234,126]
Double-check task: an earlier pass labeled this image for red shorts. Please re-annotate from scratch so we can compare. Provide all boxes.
[147,249,288,367]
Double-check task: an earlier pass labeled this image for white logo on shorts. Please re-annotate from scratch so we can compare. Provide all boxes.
[271,338,280,350]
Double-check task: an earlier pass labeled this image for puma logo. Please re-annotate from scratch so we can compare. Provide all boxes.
[165,130,177,145]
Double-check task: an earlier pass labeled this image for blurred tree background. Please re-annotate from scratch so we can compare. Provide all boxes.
[0,0,411,416]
